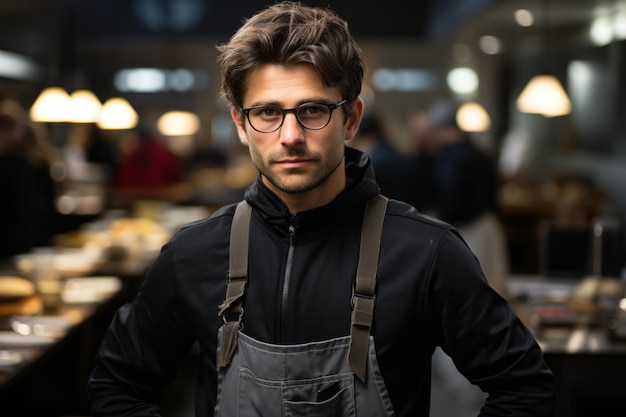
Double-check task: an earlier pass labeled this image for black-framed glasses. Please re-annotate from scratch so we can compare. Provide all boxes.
[241,100,347,133]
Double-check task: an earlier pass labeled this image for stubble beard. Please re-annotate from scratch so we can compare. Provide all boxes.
[251,145,345,195]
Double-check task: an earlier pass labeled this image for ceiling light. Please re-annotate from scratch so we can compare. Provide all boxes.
[456,102,491,132]
[516,75,572,117]
[96,97,138,130]
[169,69,195,92]
[590,14,614,46]
[447,67,478,95]
[29,86,71,122]
[372,68,438,92]
[615,7,626,39]
[157,111,200,136]
[114,68,167,93]
[514,9,534,27]
[114,67,209,93]
[516,0,572,118]
[0,49,41,81]
[478,35,502,55]
[68,90,102,123]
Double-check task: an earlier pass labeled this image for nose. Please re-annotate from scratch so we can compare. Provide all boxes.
[278,112,305,145]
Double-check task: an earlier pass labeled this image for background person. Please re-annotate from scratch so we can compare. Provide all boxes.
[347,112,420,207]
[427,99,510,295]
[109,127,189,207]
[426,99,513,416]
[0,110,58,259]
[405,107,438,215]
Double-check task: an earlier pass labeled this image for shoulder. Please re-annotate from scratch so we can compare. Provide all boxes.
[383,198,472,253]
[384,199,450,231]
[167,203,238,252]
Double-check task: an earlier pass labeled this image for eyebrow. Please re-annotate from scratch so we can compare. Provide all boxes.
[244,97,339,108]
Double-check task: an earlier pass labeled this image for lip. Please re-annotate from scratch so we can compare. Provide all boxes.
[276,159,311,169]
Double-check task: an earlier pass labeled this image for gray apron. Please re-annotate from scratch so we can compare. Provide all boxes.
[214,195,395,417]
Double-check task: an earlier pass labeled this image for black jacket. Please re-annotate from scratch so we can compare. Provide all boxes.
[89,147,555,416]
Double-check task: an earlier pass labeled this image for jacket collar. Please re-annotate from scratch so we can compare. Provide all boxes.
[243,147,380,232]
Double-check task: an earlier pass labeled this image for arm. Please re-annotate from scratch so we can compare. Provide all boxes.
[430,230,556,416]
[89,236,195,416]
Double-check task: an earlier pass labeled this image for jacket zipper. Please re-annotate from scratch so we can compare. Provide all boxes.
[280,219,297,342]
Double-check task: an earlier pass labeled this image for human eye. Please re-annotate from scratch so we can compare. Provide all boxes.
[250,107,282,120]
[298,103,328,119]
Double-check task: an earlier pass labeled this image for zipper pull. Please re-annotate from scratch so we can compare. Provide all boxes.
[288,221,297,245]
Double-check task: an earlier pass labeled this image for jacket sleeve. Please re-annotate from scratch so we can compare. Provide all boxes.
[429,228,556,417]
[88,235,195,417]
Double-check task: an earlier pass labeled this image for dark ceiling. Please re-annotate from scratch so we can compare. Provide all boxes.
[0,0,607,64]
[0,0,610,111]
[0,0,497,65]
[72,0,432,40]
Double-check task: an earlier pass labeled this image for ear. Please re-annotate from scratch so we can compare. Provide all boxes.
[231,108,249,146]
[344,97,364,142]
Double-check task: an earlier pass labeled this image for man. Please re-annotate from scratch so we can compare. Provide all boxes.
[88,2,555,416]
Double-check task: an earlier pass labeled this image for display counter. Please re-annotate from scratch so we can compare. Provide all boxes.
[509,274,626,417]
[0,272,129,416]
[0,204,212,416]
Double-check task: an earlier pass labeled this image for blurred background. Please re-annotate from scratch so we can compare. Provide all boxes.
[1,1,626,416]
[1,0,625,270]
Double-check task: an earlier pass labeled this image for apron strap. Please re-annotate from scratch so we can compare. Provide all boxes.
[348,194,388,382]
[217,200,252,368]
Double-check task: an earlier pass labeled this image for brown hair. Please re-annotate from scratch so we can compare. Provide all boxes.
[217,1,364,116]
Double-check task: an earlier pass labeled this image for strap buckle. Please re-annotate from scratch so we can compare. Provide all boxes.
[350,283,375,309]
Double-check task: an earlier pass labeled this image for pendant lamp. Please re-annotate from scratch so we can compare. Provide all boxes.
[96,97,138,130]
[515,0,572,118]
[456,102,491,132]
[68,89,102,123]
[157,111,200,136]
[29,86,71,122]
[516,74,571,117]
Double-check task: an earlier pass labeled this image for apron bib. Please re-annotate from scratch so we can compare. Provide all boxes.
[215,196,395,416]
[214,331,395,416]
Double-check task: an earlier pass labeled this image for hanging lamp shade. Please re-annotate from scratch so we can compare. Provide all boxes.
[515,0,573,118]
[68,89,102,123]
[96,97,138,130]
[516,74,572,117]
[456,102,491,132]
[29,86,71,122]
[157,110,200,136]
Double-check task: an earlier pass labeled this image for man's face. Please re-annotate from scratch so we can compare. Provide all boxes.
[232,64,362,207]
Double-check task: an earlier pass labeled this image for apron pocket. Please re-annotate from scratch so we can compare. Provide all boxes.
[284,383,355,417]
[238,368,356,417]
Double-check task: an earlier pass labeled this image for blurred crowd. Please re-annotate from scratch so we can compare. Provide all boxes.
[0,97,256,262]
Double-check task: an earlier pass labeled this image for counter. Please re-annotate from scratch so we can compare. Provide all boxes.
[0,204,213,416]
[509,274,626,417]
[0,270,133,416]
